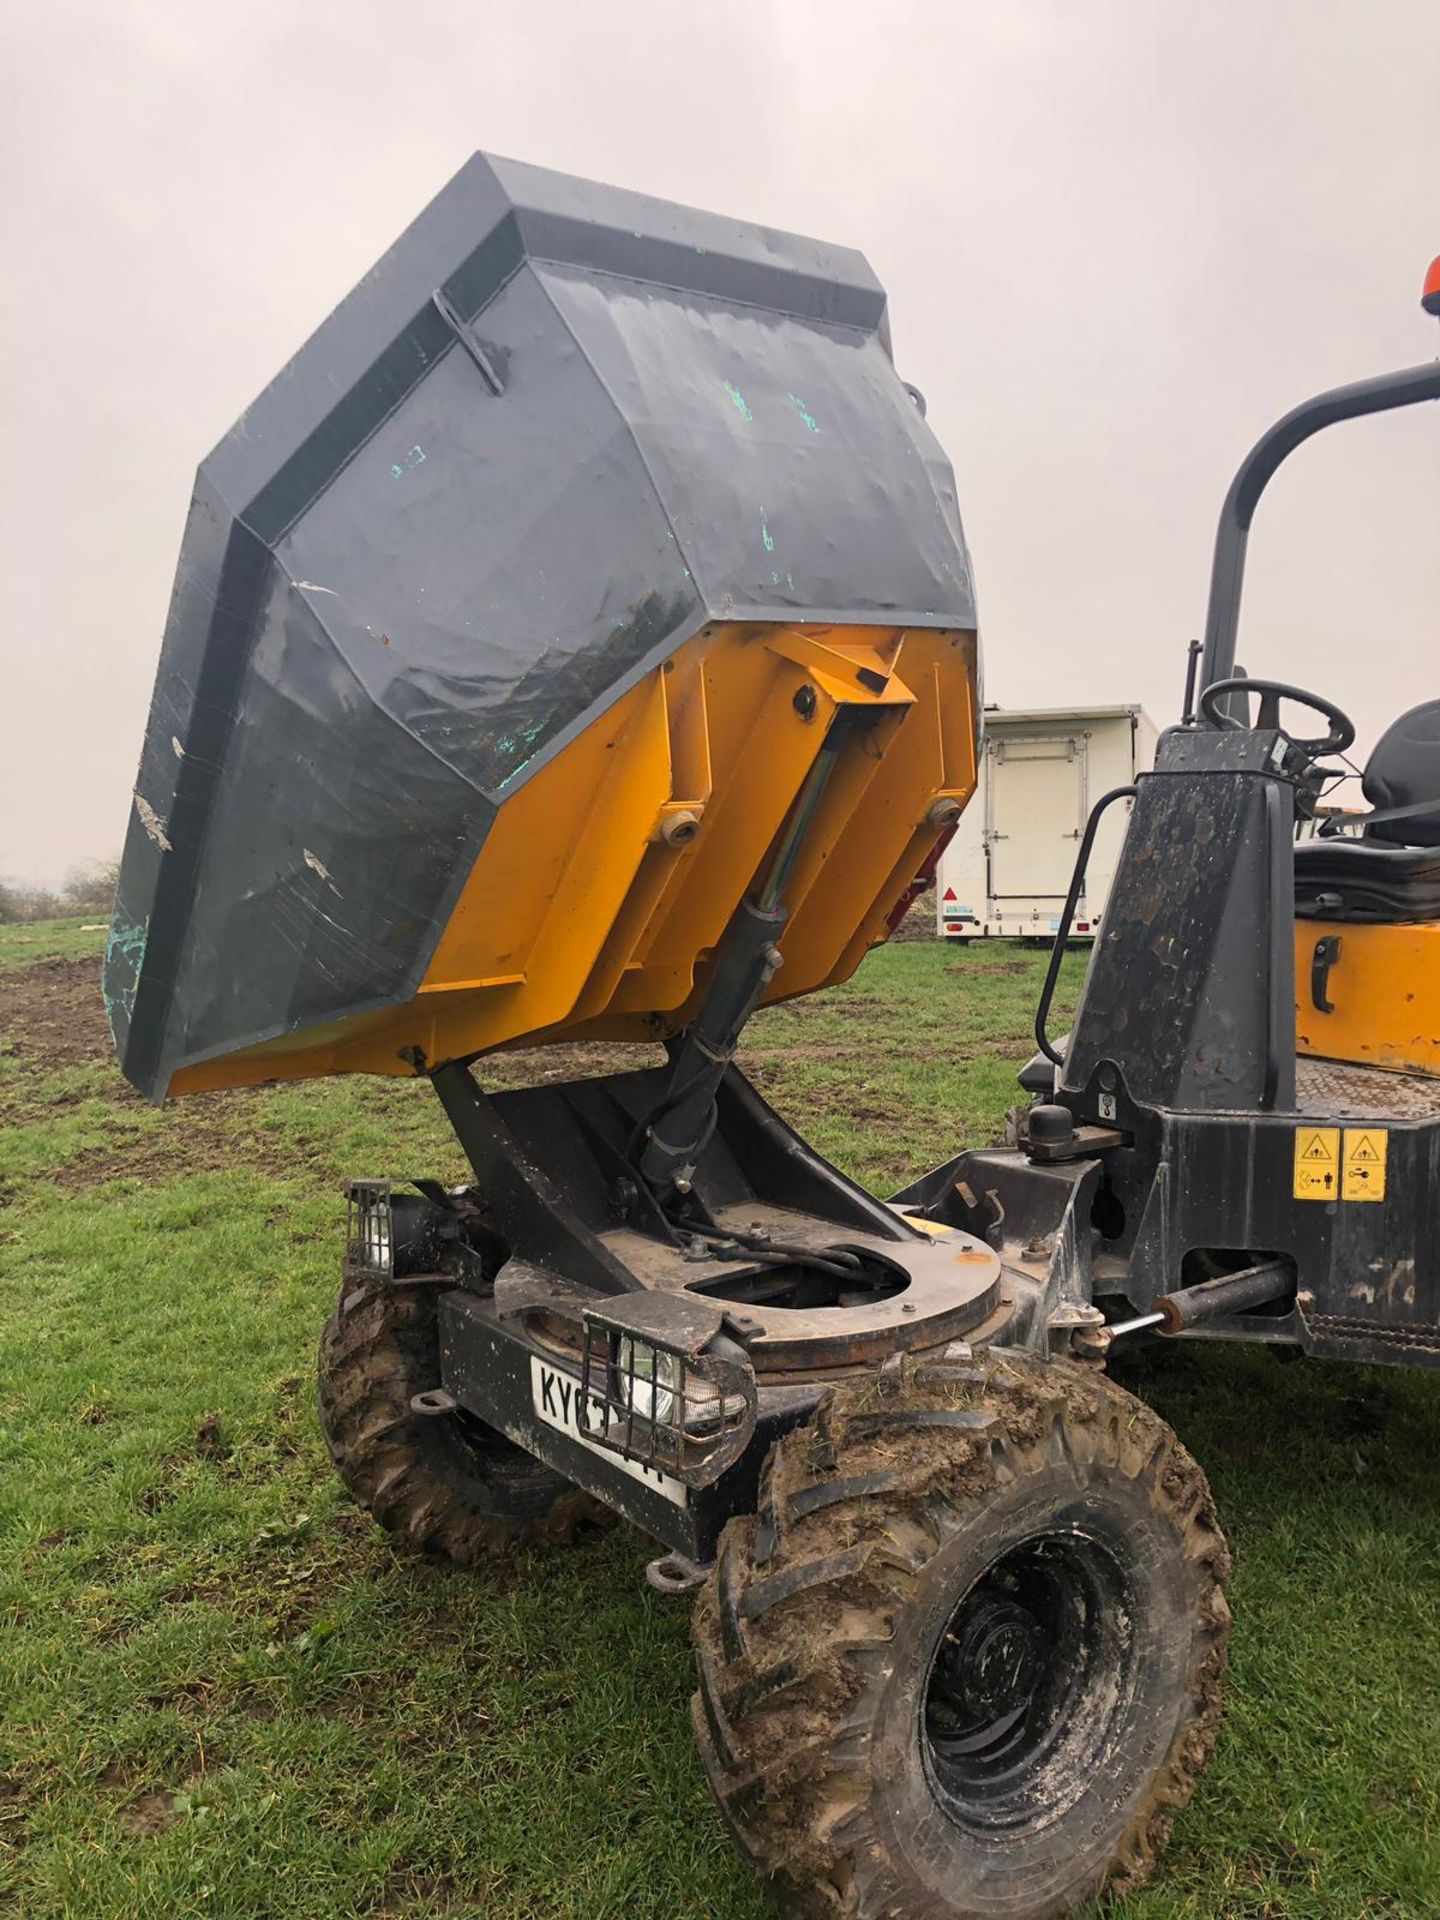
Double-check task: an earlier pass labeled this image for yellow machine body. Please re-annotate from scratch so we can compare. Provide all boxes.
[172,620,978,1094]
[1295,917,1440,1077]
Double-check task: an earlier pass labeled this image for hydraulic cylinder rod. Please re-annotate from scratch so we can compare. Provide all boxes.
[636,726,845,1201]
[1106,1258,1295,1341]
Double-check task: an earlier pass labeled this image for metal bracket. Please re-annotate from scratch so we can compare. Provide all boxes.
[409,1388,459,1417]
[1310,934,1342,1014]
[1045,1296,1105,1357]
[1027,1124,1128,1163]
[645,1551,713,1596]
[431,288,506,396]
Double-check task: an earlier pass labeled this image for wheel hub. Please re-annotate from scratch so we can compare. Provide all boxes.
[922,1528,1136,1829]
[939,1595,1046,1726]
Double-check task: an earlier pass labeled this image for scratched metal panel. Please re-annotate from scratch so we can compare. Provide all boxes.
[106,153,975,1102]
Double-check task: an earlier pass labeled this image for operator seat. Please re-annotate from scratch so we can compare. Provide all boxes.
[1296,698,1440,921]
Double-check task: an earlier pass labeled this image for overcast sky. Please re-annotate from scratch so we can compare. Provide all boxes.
[2,0,1437,886]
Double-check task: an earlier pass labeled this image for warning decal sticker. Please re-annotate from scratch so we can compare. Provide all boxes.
[1293,1126,1339,1200]
[1342,1128,1388,1203]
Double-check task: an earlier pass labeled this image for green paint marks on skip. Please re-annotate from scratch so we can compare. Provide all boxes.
[390,444,427,479]
[495,715,558,793]
[723,381,753,422]
[102,911,149,1035]
[787,393,819,432]
[761,512,775,553]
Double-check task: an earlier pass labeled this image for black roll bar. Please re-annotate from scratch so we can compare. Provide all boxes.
[1200,360,1440,698]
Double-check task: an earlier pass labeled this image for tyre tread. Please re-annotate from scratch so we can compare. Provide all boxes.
[691,1352,1231,1918]
[317,1281,607,1564]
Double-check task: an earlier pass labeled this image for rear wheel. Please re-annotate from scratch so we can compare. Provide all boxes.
[692,1352,1230,1918]
[318,1279,607,1563]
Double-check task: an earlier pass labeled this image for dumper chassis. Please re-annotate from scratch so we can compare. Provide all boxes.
[110,154,1440,1919]
[317,1064,1233,1916]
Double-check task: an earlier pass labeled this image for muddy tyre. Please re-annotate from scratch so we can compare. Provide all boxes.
[318,1280,607,1563]
[692,1353,1230,1919]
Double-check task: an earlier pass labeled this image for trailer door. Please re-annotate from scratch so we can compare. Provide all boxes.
[987,733,1087,903]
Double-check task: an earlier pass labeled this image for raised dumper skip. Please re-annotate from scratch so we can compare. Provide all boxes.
[108,158,1440,1917]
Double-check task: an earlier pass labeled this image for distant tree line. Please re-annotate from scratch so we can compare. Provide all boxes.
[0,858,120,924]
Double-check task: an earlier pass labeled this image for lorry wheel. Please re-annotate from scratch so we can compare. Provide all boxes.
[691,1354,1230,1919]
[317,1281,608,1563]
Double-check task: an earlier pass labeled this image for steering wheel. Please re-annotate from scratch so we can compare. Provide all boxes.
[1199,677,1355,757]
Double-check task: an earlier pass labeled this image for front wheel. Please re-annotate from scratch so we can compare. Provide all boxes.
[318,1279,608,1564]
[692,1353,1230,1919]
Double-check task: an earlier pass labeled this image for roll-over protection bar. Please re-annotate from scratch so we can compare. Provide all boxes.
[1200,360,1440,698]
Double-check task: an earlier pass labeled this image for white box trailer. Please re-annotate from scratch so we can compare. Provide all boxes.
[937,703,1157,941]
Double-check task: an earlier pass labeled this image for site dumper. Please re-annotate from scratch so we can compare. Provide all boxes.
[110,155,1234,1917]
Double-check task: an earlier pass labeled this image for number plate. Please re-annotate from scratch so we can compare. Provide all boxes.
[529,1356,687,1505]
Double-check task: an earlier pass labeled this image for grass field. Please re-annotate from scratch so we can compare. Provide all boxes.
[2,920,1437,1919]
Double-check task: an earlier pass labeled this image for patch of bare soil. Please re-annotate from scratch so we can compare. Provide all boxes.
[117,1789,177,1836]
[743,1041,869,1063]
[54,1127,272,1193]
[1,957,308,1191]
[5,956,662,1092]
[2,956,116,1072]
[1,955,665,1197]
[367,1871,464,1917]
[944,957,1031,975]
[890,888,938,942]
[484,1037,659,1089]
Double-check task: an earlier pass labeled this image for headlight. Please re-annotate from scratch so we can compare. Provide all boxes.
[616,1337,681,1425]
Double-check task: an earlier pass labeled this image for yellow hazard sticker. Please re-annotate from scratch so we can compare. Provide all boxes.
[1342,1127,1388,1202]
[1293,1126,1340,1200]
